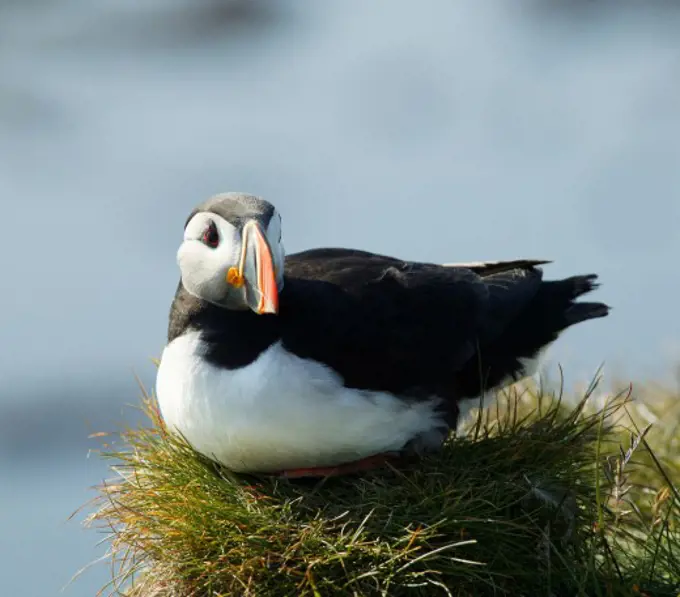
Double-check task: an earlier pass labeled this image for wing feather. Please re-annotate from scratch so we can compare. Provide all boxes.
[281,251,544,400]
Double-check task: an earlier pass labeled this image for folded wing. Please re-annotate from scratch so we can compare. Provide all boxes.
[282,252,567,410]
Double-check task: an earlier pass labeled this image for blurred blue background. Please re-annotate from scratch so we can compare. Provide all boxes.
[1,1,679,595]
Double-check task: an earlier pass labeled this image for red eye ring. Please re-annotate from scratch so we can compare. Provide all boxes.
[202,221,219,248]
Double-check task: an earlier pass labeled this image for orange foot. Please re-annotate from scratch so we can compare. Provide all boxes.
[277,452,400,479]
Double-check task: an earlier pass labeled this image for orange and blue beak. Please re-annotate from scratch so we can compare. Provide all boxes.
[228,220,279,315]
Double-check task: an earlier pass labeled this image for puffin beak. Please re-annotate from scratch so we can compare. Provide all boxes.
[235,220,279,315]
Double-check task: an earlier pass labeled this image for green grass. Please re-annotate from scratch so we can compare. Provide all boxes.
[81,374,680,596]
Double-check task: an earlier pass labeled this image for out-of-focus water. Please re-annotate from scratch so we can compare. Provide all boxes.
[1,1,679,595]
[0,455,109,597]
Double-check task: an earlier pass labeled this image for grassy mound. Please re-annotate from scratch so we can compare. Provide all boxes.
[83,377,679,596]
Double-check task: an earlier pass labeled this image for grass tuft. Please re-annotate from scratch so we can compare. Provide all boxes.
[82,377,679,596]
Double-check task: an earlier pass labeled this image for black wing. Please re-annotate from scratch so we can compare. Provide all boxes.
[279,250,545,405]
[286,247,550,281]
[281,248,607,409]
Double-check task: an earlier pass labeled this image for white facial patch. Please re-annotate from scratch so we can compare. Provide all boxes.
[177,209,287,308]
[178,213,243,306]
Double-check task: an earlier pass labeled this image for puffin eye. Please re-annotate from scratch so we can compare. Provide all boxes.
[202,221,219,248]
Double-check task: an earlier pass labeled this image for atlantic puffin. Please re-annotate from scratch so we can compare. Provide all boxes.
[156,192,610,477]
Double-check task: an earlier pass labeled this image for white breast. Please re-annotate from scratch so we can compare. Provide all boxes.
[155,331,443,473]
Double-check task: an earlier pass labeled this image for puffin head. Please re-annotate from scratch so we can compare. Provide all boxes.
[178,192,284,314]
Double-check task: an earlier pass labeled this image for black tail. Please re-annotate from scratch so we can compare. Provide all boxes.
[456,273,610,398]
[559,274,610,324]
[564,301,610,325]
